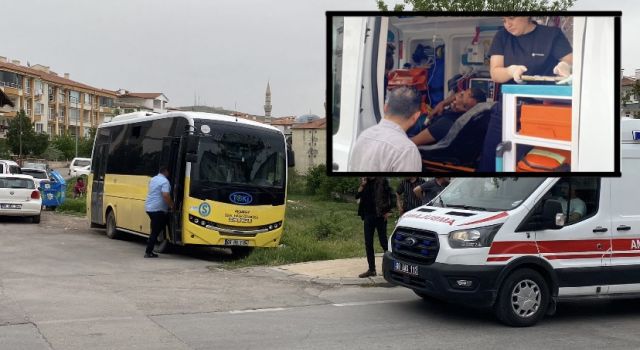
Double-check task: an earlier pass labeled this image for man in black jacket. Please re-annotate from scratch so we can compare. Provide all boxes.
[355,177,392,278]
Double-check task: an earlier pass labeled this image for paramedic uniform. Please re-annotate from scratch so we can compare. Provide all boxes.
[478,24,572,171]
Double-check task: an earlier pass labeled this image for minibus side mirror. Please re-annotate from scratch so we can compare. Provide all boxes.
[287,149,295,168]
[542,199,565,229]
[186,135,200,154]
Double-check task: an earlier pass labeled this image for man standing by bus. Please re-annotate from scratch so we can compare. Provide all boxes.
[144,165,174,258]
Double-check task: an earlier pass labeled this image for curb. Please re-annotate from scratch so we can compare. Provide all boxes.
[270,267,394,287]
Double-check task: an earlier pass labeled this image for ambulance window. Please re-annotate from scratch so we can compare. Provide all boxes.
[546,178,600,225]
[331,17,344,135]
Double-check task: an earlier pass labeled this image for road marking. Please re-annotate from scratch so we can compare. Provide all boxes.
[38,316,135,325]
[228,307,289,314]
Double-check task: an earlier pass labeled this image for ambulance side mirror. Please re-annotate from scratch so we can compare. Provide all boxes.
[542,199,565,229]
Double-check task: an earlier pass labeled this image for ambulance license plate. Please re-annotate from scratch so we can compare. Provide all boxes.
[394,261,419,276]
[224,239,248,246]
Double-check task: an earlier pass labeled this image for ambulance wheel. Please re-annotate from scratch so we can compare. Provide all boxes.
[494,268,549,327]
[105,210,121,239]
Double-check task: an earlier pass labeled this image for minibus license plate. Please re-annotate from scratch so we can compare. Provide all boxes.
[394,261,419,276]
[1,203,21,209]
[224,239,248,246]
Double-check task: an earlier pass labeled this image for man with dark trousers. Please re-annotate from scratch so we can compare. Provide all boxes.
[356,177,392,278]
[144,165,174,258]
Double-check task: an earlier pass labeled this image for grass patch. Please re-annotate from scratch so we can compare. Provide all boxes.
[56,197,86,215]
[53,175,87,215]
[224,194,397,268]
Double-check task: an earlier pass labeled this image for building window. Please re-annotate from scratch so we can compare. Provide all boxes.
[69,91,80,103]
[153,99,161,109]
[35,123,43,133]
[84,93,92,105]
[69,108,80,122]
[35,80,43,96]
[58,89,65,103]
[35,103,44,115]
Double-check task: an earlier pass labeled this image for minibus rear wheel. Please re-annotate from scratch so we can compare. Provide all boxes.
[105,210,121,239]
[494,268,549,327]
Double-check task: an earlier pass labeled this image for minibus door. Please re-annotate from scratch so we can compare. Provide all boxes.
[161,137,185,244]
[90,143,109,225]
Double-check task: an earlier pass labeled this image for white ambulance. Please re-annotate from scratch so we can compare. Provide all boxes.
[383,117,640,326]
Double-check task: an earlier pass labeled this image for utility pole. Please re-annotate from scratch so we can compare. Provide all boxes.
[18,112,22,162]
[75,112,78,158]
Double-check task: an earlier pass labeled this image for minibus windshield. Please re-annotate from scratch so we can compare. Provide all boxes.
[434,178,546,211]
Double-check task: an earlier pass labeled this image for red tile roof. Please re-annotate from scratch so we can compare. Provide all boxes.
[270,117,296,125]
[622,76,637,87]
[291,118,326,129]
[0,61,116,97]
[121,92,164,99]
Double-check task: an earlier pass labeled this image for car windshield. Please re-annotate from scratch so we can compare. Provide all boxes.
[434,178,546,211]
[0,178,35,189]
[75,160,91,167]
[21,170,48,179]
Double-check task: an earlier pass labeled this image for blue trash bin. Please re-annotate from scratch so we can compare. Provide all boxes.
[41,170,66,209]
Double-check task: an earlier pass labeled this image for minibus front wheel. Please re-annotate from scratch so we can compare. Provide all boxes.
[494,268,549,327]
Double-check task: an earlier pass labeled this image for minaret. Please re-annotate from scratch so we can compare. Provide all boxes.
[264,81,272,124]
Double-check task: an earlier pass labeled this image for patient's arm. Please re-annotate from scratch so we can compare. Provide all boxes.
[411,128,437,146]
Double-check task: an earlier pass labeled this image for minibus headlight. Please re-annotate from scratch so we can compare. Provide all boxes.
[448,224,502,249]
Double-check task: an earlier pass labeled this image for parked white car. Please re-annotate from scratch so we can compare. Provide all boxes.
[20,167,50,189]
[0,160,22,174]
[69,158,91,177]
[0,174,42,223]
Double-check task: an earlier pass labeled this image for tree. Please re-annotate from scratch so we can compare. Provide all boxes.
[377,0,575,11]
[5,110,49,157]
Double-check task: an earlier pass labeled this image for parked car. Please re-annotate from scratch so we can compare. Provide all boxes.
[68,157,91,177]
[20,167,50,189]
[0,174,42,223]
[0,160,22,174]
[22,162,48,171]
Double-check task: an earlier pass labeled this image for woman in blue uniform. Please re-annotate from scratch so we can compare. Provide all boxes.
[478,16,573,171]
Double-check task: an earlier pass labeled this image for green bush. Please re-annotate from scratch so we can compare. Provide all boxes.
[57,197,86,214]
[41,144,65,161]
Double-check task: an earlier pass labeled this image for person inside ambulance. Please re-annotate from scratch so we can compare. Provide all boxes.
[410,87,487,146]
[553,181,587,223]
[478,16,573,171]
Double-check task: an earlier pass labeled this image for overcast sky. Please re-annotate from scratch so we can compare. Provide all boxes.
[3,0,637,118]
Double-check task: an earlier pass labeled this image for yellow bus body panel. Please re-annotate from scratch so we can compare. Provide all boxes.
[90,174,285,247]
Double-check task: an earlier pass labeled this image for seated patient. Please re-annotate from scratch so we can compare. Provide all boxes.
[411,87,487,146]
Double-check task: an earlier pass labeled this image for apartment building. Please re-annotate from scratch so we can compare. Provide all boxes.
[290,116,326,175]
[0,57,117,139]
[115,90,169,114]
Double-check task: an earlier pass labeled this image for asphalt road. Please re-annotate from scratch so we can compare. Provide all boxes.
[1,212,640,349]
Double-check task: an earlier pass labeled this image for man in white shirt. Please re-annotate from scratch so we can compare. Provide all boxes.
[556,182,586,222]
[348,87,422,172]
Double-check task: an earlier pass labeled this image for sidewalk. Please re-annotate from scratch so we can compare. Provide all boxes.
[272,254,392,286]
